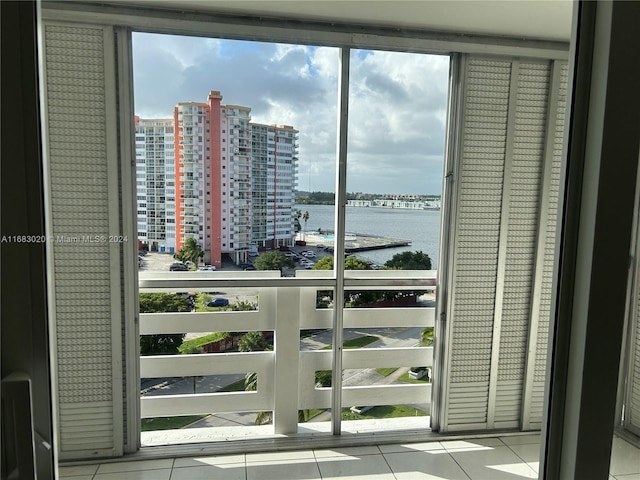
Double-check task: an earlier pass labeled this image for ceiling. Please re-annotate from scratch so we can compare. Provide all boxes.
[118,0,573,42]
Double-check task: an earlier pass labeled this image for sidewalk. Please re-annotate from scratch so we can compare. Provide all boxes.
[300,326,411,350]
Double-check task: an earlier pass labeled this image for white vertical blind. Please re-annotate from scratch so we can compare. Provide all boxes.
[445,58,511,429]
[523,61,568,430]
[442,56,567,432]
[493,61,549,429]
[42,22,123,459]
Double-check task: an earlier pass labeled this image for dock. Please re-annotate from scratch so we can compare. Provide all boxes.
[301,232,411,253]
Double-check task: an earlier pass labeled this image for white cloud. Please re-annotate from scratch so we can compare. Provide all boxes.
[132,34,448,194]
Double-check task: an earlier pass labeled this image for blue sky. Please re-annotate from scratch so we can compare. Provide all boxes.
[132,33,449,195]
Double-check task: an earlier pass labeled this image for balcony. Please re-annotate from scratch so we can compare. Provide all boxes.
[138,269,435,443]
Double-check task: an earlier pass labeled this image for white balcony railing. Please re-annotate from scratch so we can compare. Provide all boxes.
[138,270,436,433]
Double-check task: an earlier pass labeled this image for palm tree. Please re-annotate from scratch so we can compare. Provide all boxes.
[302,210,310,240]
[175,238,204,268]
[240,332,273,425]
[294,209,302,234]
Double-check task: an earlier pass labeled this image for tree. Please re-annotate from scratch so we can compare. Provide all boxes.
[315,370,332,387]
[384,250,432,270]
[313,256,375,306]
[421,326,434,346]
[228,299,258,311]
[313,256,371,271]
[383,251,432,304]
[312,256,334,270]
[139,293,189,355]
[253,251,294,272]
[302,210,310,239]
[238,331,271,352]
[293,208,302,233]
[175,238,204,267]
[239,332,273,425]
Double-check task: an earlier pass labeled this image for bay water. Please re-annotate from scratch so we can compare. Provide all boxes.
[295,204,441,267]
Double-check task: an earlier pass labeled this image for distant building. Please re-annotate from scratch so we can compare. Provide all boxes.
[346,198,440,210]
[251,123,299,250]
[135,116,176,252]
[173,102,210,260]
[138,91,298,265]
[206,93,254,265]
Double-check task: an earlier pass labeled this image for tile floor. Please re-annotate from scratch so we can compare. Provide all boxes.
[58,434,640,480]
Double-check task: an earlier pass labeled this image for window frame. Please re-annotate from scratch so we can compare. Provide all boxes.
[40,0,571,458]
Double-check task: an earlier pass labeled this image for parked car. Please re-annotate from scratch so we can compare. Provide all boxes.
[169,262,189,271]
[409,366,430,380]
[198,265,216,271]
[302,251,316,258]
[350,405,373,415]
[206,298,229,307]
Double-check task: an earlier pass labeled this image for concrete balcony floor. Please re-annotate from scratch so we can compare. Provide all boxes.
[58,433,640,480]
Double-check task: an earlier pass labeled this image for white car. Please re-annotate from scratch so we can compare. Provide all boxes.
[302,251,316,258]
[198,265,216,271]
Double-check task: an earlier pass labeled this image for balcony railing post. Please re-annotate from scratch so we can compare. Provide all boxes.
[273,287,301,434]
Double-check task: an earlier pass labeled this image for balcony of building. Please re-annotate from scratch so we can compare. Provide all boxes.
[53,267,640,478]
[137,270,434,426]
[180,210,199,220]
[180,182,200,191]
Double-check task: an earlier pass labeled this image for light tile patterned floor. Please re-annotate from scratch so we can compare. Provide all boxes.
[58,434,640,480]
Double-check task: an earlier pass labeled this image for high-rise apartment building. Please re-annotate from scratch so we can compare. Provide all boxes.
[206,92,254,265]
[173,102,209,259]
[135,116,176,252]
[164,90,299,266]
[251,123,299,249]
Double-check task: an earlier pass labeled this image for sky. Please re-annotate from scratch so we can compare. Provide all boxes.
[132,33,449,195]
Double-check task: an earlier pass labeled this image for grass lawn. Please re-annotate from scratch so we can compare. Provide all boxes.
[341,405,427,421]
[321,335,379,350]
[217,378,247,392]
[141,415,207,431]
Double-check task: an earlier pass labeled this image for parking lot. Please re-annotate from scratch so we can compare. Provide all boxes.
[138,251,249,273]
[138,245,345,276]
[137,251,183,272]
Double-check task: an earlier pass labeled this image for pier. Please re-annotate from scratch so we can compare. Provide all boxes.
[301,232,411,253]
